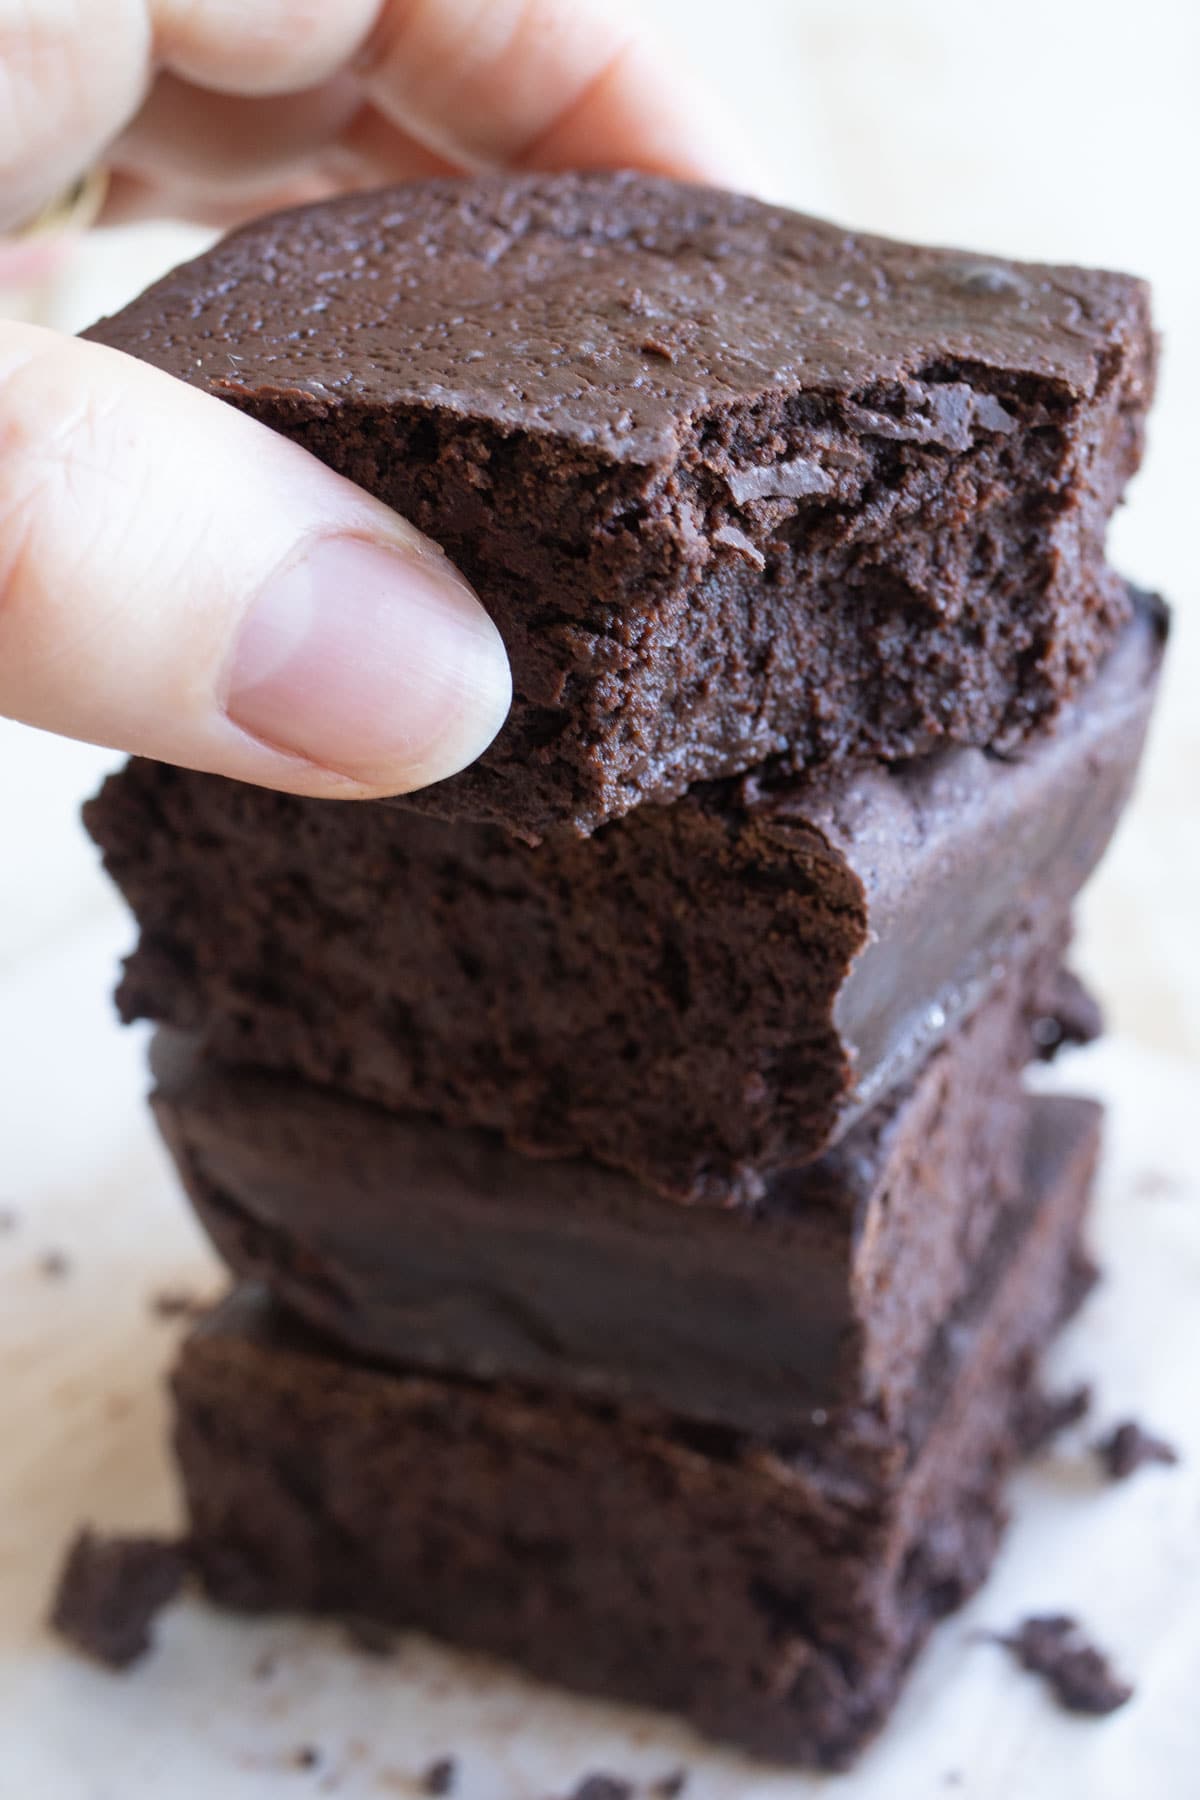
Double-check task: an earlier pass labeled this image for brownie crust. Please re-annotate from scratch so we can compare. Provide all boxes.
[151,938,1076,1439]
[173,1096,1101,1768]
[89,599,1163,1201]
[85,173,1154,837]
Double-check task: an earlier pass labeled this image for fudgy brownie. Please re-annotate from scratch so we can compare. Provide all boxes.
[173,1096,1100,1768]
[85,173,1154,838]
[151,937,1078,1439]
[88,599,1163,1202]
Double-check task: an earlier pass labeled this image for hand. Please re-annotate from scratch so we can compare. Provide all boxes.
[0,1,758,798]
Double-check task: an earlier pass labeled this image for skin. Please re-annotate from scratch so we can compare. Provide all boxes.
[0,0,760,798]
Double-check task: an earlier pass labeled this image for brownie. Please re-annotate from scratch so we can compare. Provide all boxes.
[88,599,1163,1202]
[84,173,1154,838]
[172,1096,1100,1768]
[150,937,1077,1439]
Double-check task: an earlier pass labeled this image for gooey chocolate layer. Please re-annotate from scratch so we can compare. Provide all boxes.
[152,934,1085,1439]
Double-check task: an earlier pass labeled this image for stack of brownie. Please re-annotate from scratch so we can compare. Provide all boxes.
[83,175,1165,1767]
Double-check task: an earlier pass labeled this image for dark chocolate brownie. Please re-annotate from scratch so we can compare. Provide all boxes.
[84,173,1154,838]
[172,1096,1100,1768]
[150,937,1075,1439]
[88,599,1163,1202]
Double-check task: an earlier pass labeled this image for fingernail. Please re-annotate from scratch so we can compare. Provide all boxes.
[224,536,511,791]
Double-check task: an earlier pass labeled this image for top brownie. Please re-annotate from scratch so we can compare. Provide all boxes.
[86,172,1154,838]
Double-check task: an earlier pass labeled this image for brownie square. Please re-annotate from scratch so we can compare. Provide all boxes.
[173,1096,1100,1768]
[85,173,1154,838]
[88,598,1163,1202]
[151,935,1080,1440]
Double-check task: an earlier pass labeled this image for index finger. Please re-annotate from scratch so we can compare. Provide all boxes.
[354,0,763,187]
[154,0,758,185]
[1,1,760,237]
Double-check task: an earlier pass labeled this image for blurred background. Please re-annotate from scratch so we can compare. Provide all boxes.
[2,0,1198,1059]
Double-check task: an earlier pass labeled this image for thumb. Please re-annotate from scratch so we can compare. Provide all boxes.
[0,322,511,798]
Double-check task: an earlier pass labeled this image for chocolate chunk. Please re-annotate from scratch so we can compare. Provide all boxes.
[1095,1420,1180,1481]
[50,1530,187,1669]
[711,522,766,568]
[724,457,835,503]
[999,1615,1133,1716]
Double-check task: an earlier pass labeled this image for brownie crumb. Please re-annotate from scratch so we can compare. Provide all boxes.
[150,1287,206,1322]
[999,1615,1133,1715]
[38,1249,71,1280]
[50,1529,187,1668]
[343,1616,397,1658]
[292,1746,322,1771]
[1095,1420,1180,1481]
[421,1757,457,1795]
[1017,1382,1093,1453]
[563,1779,633,1800]
[0,1204,19,1233]
[1031,972,1104,1060]
[650,1772,689,1798]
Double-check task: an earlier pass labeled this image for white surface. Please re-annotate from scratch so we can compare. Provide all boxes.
[2,0,1200,1793]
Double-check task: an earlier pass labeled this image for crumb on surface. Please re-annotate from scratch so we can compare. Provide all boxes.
[0,1205,19,1233]
[50,1529,188,1669]
[1095,1420,1180,1481]
[291,1745,322,1771]
[422,1756,457,1795]
[149,1287,207,1322]
[38,1249,70,1279]
[563,1779,633,1800]
[998,1615,1133,1716]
